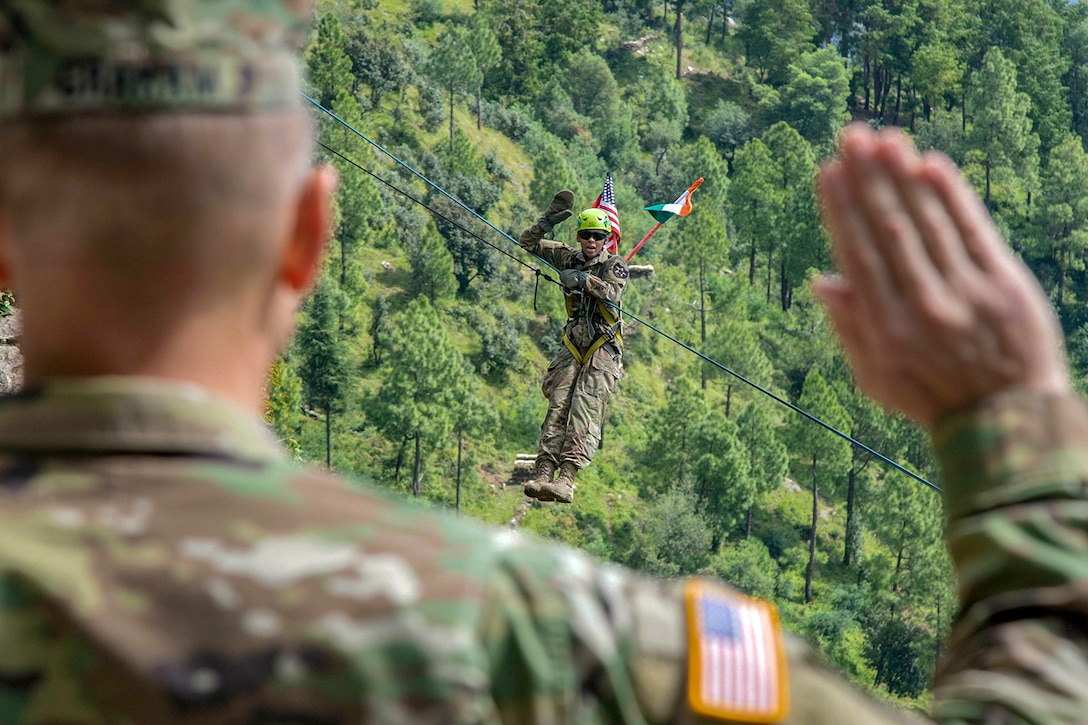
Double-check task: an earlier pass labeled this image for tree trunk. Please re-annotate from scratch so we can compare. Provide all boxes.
[1059,244,1067,309]
[748,242,756,285]
[412,432,423,498]
[476,85,482,130]
[844,465,857,566]
[935,593,943,663]
[325,408,332,470]
[765,240,773,304]
[984,160,992,209]
[705,4,715,45]
[893,73,902,125]
[779,258,788,311]
[863,54,871,111]
[340,240,347,289]
[456,426,464,516]
[394,436,406,487]
[675,4,683,80]
[745,504,753,539]
[725,384,732,418]
[699,259,707,389]
[805,453,817,604]
[448,89,455,152]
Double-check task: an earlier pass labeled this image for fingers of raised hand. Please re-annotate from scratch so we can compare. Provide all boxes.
[920,150,1069,398]
[813,275,940,422]
[838,126,965,315]
[819,124,1050,424]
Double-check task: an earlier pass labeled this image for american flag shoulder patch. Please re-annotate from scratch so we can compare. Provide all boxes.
[685,580,789,722]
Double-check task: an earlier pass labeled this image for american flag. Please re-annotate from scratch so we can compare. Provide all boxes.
[686,583,788,721]
[592,171,621,255]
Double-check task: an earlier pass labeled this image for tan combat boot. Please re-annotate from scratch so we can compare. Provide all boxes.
[523,459,556,499]
[539,462,577,504]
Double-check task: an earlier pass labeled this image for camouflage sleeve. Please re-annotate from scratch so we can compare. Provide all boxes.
[929,390,1088,723]
[519,223,575,270]
[479,541,921,724]
[519,222,548,255]
[584,256,627,305]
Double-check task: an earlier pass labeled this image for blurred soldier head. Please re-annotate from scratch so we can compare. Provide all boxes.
[0,0,336,411]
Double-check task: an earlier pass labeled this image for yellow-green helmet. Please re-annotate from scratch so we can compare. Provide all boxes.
[575,209,611,234]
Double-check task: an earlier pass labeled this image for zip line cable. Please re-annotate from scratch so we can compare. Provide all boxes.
[305,95,941,493]
[315,140,546,277]
[306,93,558,277]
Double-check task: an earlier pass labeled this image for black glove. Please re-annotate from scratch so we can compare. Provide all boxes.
[537,189,574,232]
[560,269,589,289]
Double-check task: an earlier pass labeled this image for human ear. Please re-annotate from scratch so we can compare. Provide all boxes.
[279,164,338,293]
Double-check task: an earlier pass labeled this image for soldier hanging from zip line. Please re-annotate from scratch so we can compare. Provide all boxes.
[518,191,629,504]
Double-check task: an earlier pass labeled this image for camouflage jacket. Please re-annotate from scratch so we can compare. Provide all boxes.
[520,222,628,352]
[0,380,1085,724]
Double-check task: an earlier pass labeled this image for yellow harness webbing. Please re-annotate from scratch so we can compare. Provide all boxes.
[562,296,623,365]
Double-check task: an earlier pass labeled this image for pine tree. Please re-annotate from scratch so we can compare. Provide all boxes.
[296,275,351,469]
[305,14,353,109]
[265,357,304,460]
[965,48,1039,209]
[736,401,789,538]
[787,368,852,603]
[730,138,782,288]
[689,410,753,549]
[368,297,470,498]
[1031,133,1088,313]
[429,26,481,152]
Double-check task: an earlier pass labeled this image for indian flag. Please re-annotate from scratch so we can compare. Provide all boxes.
[644,178,704,223]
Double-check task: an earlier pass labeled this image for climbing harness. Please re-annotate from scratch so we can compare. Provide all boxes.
[561,258,624,365]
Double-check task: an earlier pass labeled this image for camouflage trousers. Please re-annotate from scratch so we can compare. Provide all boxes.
[537,345,623,469]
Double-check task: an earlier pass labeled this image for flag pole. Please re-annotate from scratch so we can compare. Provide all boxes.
[624,222,663,263]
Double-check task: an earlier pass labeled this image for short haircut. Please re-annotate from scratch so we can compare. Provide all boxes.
[0,111,313,308]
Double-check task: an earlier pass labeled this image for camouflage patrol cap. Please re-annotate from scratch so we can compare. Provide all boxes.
[0,0,311,119]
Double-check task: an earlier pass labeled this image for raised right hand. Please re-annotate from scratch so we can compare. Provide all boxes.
[814,124,1069,428]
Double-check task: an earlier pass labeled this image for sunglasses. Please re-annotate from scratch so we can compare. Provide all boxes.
[578,230,608,242]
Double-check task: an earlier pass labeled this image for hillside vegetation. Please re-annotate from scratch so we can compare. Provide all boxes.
[269,0,1088,709]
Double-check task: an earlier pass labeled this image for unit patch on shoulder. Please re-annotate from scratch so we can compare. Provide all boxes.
[612,263,628,279]
[684,580,789,723]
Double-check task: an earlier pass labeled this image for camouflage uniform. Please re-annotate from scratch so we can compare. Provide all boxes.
[4,3,1088,724]
[3,383,1088,723]
[519,221,628,471]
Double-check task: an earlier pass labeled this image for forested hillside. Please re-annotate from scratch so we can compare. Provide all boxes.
[268,0,1088,709]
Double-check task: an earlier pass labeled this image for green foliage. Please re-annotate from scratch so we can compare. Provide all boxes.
[964,48,1039,209]
[703,100,752,166]
[758,47,850,148]
[473,307,522,380]
[1028,133,1088,312]
[297,275,351,418]
[708,538,778,599]
[305,14,353,108]
[528,134,582,209]
[689,410,753,543]
[408,224,457,302]
[293,0,1064,701]
[968,0,1070,152]
[409,0,442,26]
[367,296,472,497]
[266,358,304,460]
[737,0,815,83]
[630,482,713,576]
